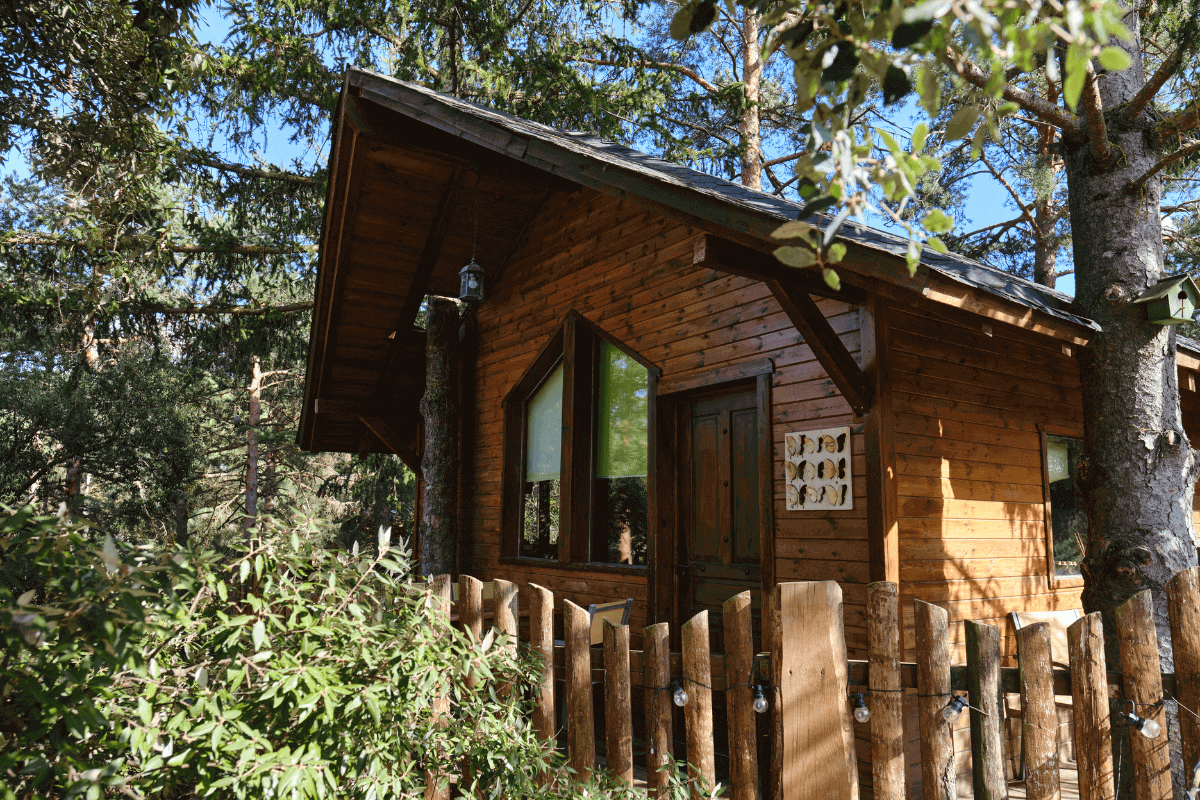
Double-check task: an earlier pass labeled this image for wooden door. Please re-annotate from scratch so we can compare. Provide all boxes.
[678,389,762,651]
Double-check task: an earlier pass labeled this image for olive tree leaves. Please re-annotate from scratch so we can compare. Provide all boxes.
[672,0,1134,287]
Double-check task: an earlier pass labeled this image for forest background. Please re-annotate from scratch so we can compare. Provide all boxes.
[2,0,1198,552]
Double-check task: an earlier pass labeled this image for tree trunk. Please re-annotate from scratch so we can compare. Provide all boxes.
[1066,5,1197,794]
[740,8,762,190]
[419,297,460,576]
[244,354,261,540]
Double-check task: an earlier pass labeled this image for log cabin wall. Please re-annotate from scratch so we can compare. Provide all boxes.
[464,186,869,646]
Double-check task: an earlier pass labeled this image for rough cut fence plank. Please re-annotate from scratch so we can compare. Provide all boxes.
[1016,622,1059,800]
[914,599,956,800]
[1115,590,1171,800]
[603,621,633,784]
[723,590,760,800]
[425,574,452,800]
[493,579,518,698]
[459,575,483,690]
[1067,612,1114,800]
[564,599,595,781]
[644,622,673,799]
[965,621,1007,800]
[776,581,859,800]
[682,610,716,798]
[528,584,555,746]
[1167,567,1200,779]
[867,582,905,800]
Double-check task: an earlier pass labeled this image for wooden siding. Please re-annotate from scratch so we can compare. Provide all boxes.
[465,187,868,645]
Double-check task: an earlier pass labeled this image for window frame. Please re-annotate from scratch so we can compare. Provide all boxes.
[1039,424,1086,589]
[500,311,660,569]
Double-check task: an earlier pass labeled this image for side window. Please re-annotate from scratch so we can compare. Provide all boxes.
[1046,435,1086,577]
[591,340,648,565]
[521,363,563,559]
[501,313,657,565]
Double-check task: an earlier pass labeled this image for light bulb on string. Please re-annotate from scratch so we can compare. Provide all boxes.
[672,681,688,707]
[1123,711,1162,739]
[753,684,768,714]
[943,695,967,723]
[850,692,871,723]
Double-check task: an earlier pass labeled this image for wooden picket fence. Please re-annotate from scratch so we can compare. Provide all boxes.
[425,568,1200,800]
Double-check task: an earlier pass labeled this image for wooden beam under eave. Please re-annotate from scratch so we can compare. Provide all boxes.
[860,296,900,589]
[359,415,421,472]
[767,278,871,416]
[693,234,866,304]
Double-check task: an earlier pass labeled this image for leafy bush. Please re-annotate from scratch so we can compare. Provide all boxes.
[0,508,676,800]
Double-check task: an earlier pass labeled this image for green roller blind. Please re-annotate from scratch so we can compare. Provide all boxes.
[525,363,563,482]
[1047,438,1070,483]
[596,341,648,478]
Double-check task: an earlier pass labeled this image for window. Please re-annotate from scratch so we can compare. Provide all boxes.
[1045,435,1086,577]
[502,312,657,566]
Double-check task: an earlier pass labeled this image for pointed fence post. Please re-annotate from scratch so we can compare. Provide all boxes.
[724,590,760,800]
[1017,622,1058,800]
[682,609,716,797]
[493,579,518,698]
[774,581,859,800]
[1115,590,1171,800]
[644,622,674,798]
[868,582,905,800]
[528,583,555,745]
[914,599,955,800]
[603,620,633,784]
[424,574,452,800]
[1068,612,1115,800]
[965,620,1007,800]
[1168,567,1200,780]
[564,599,594,781]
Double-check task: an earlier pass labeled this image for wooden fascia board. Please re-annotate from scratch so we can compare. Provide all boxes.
[768,278,871,416]
[1177,348,1200,373]
[919,276,1092,346]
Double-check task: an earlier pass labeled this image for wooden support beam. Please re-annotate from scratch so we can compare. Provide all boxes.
[767,278,871,416]
[358,415,420,472]
[861,297,899,586]
[694,234,866,303]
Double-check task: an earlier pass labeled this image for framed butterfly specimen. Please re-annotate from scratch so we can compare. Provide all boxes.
[783,426,852,510]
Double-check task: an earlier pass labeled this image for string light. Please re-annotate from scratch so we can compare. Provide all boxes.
[849,692,871,723]
[1121,710,1162,739]
[943,695,967,723]
[672,681,688,707]
[753,684,769,714]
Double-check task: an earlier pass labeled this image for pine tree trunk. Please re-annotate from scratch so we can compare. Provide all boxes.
[244,355,261,540]
[1065,5,1198,793]
[740,8,762,190]
[419,297,460,576]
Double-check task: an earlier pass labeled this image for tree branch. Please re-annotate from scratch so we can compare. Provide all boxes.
[1080,63,1113,165]
[980,155,1043,237]
[1127,139,1200,194]
[762,150,804,168]
[1122,33,1192,124]
[1157,100,1200,140]
[153,302,313,316]
[570,57,720,94]
[194,155,316,187]
[943,49,1084,136]
[1,232,315,255]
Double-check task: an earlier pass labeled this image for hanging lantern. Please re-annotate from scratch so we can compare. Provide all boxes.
[459,258,485,303]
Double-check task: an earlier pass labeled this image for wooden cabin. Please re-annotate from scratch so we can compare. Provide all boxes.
[300,68,1200,674]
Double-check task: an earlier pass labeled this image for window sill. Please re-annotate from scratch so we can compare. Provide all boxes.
[498,556,648,577]
[1051,573,1085,589]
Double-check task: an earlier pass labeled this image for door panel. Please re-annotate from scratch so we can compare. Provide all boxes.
[679,389,762,651]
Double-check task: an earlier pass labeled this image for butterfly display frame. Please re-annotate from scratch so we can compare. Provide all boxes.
[784,426,853,511]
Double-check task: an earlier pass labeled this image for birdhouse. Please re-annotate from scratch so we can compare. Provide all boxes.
[1134,275,1199,325]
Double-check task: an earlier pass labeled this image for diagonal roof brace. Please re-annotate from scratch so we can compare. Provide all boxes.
[768,278,871,417]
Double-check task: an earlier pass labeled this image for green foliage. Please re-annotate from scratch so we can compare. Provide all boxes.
[0,508,693,800]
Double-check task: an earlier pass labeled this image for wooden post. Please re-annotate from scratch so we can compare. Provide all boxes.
[682,609,716,797]
[529,583,555,744]
[459,575,483,691]
[1068,612,1115,800]
[965,621,1007,800]
[768,585,783,800]
[1017,623,1059,800]
[914,599,955,800]
[564,599,594,781]
[493,579,518,698]
[419,296,459,577]
[644,622,673,798]
[603,621,633,784]
[775,581,859,800]
[425,574,452,800]
[1167,567,1200,780]
[1115,590,1171,800]
[723,590,760,800]
[867,582,904,800]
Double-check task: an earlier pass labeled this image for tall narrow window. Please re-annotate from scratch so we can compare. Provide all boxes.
[592,340,648,565]
[522,363,563,559]
[1046,435,1086,576]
